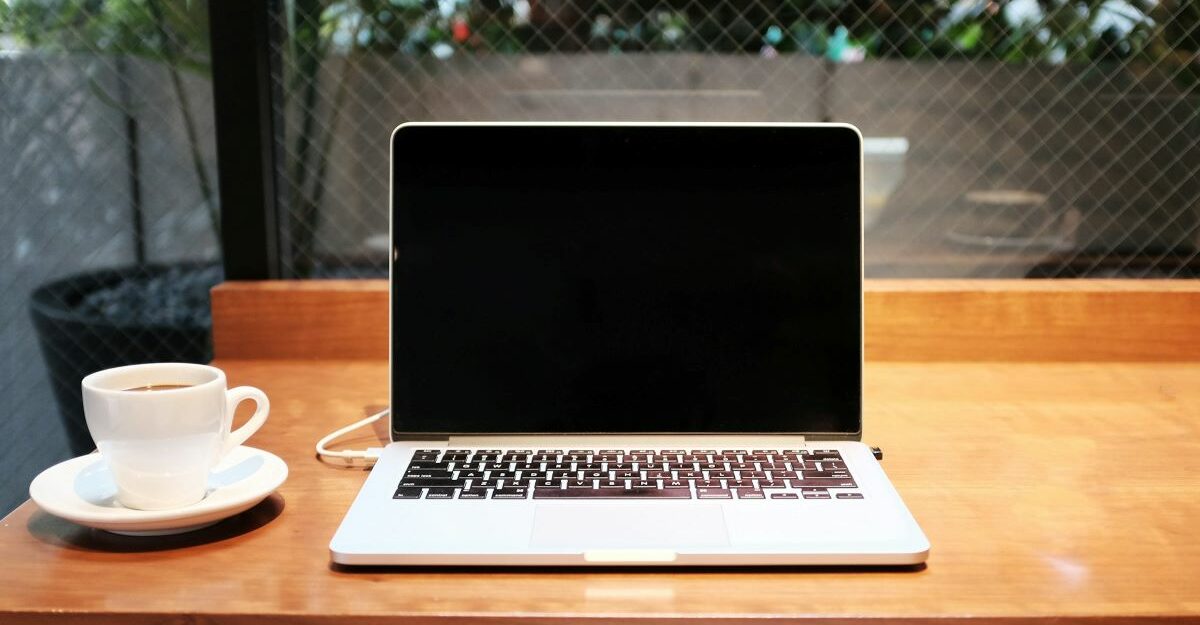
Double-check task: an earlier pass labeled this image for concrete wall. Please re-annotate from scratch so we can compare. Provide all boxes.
[304,54,1199,277]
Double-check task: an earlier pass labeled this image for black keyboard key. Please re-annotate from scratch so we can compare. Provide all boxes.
[403,471,451,479]
[758,480,786,489]
[492,487,528,499]
[803,492,833,499]
[399,477,464,488]
[736,489,766,499]
[459,489,488,499]
[696,488,732,499]
[425,487,456,499]
[836,493,865,499]
[801,470,852,478]
[393,487,422,499]
[664,480,691,489]
[791,478,857,488]
[770,492,799,499]
[533,487,690,499]
[405,462,450,471]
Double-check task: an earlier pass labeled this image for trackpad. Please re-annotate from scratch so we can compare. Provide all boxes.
[530,504,730,548]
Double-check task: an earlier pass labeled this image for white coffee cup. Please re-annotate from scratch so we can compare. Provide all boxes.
[81,363,269,511]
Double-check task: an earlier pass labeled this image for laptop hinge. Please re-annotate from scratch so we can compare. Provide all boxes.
[445,434,806,447]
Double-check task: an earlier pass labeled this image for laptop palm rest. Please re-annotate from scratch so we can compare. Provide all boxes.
[530,504,730,551]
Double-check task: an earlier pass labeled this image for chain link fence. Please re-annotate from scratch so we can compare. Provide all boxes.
[0,0,218,513]
[272,0,1200,279]
[0,0,1198,514]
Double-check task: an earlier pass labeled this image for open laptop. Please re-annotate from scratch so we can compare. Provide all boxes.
[330,122,929,566]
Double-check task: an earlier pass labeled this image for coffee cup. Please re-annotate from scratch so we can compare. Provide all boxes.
[81,363,270,510]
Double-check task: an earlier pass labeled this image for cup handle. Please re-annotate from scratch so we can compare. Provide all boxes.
[223,386,270,455]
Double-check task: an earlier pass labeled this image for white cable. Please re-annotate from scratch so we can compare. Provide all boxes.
[315,408,389,463]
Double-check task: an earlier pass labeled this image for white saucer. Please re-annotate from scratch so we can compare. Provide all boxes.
[29,446,288,536]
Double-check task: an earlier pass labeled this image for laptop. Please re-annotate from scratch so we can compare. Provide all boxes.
[330,122,930,566]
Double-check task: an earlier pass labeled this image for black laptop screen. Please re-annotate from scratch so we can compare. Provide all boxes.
[391,124,862,436]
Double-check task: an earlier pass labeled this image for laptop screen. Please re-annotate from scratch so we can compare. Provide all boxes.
[391,124,862,437]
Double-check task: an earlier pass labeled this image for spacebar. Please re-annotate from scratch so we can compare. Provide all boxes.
[534,488,692,499]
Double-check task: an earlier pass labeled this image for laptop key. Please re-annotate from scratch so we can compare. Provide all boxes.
[393,487,422,499]
[425,487,456,499]
[736,489,766,499]
[791,478,857,488]
[400,478,464,488]
[492,487,528,499]
[696,488,732,499]
[458,489,488,499]
[770,492,799,499]
[533,487,690,499]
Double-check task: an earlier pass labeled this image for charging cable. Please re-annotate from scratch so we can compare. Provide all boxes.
[315,408,389,464]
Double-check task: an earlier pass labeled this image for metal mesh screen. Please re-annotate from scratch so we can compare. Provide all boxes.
[0,0,218,512]
[271,0,1200,279]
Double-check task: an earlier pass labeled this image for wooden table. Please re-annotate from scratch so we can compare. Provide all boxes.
[5,280,1200,623]
[2,358,1199,624]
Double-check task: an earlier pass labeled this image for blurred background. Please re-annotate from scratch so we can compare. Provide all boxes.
[1,0,1198,514]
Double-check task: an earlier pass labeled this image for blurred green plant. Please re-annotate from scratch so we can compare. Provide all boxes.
[3,0,218,245]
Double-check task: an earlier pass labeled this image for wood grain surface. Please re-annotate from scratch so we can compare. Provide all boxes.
[211,280,1200,361]
[2,359,1199,624]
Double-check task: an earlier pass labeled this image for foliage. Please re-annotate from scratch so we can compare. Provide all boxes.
[3,0,209,72]
[306,0,1191,65]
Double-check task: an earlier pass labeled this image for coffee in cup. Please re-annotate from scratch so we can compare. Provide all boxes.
[81,363,270,510]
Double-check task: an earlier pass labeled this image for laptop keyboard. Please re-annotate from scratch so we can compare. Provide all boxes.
[394,449,861,500]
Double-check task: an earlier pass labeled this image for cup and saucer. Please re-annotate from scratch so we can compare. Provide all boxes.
[30,445,287,536]
[29,363,288,536]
